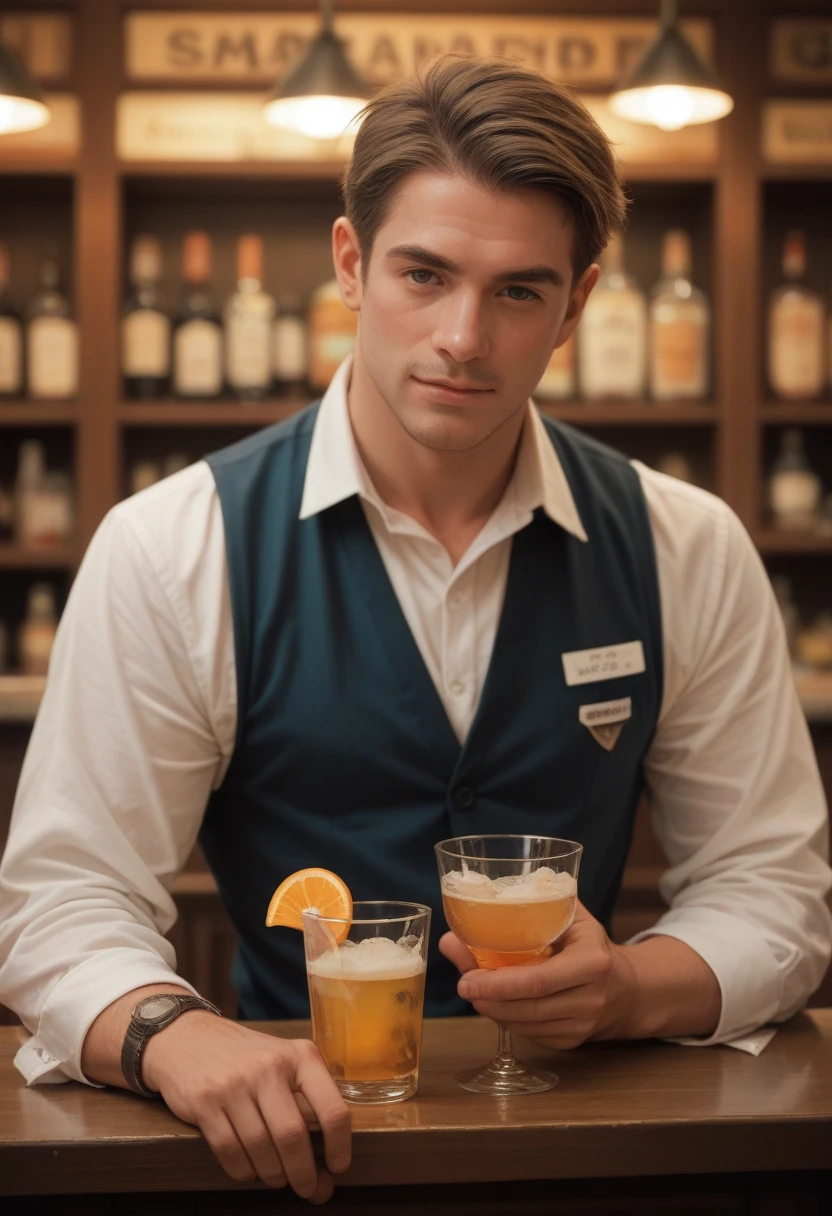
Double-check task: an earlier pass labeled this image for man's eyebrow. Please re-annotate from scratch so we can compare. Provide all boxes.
[386,244,564,288]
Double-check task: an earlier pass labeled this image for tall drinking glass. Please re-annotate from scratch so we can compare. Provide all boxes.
[435,835,582,1096]
[302,900,431,1104]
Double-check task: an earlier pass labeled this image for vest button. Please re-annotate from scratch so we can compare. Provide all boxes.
[453,786,474,809]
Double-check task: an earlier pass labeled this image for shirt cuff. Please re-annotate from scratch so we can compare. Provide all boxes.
[14,948,198,1087]
[626,906,785,1049]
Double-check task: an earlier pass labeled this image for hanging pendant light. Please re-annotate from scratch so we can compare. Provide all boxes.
[263,0,371,141]
[0,37,50,135]
[609,0,733,131]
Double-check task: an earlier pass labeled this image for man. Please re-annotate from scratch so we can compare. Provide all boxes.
[1,55,830,1207]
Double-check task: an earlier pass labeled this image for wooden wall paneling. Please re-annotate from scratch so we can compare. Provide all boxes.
[712,0,764,525]
[74,0,121,547]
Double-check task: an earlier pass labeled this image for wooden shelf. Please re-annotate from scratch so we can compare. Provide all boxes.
[0,545,77,570]
[0,676,46,724]
[0,404,78,426]
[119,160,347,180]
[754,531,832,555]
[537,403,717,426]
[761,404,832,424]
[0,158,77,176]
[620,163,717,183]
[119,398,312,426]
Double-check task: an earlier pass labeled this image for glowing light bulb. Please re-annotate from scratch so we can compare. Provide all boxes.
[263,94,365,141]
[645,85,697,131]
[0,93,48,134]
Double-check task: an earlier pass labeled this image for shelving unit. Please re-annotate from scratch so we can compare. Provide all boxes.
[1,0,831,1015]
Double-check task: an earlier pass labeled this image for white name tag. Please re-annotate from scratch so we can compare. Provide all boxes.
[562,641,646,687]
[578,697,632,727]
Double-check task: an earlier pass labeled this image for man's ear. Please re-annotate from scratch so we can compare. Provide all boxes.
[553,262,601,349]
[332,216,363,312]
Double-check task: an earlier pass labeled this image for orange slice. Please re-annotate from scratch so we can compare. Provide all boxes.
[265,867,353,941]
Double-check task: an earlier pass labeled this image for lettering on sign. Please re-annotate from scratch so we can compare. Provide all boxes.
[771,21,832,82]
[763,102,832,164]
[116,90,717,166]
[126,13,712,87]
[0,14,72,82]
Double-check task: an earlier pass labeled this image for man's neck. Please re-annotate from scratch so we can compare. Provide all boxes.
[347,357,527,566]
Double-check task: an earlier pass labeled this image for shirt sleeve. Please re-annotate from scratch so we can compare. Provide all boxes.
[0,480,232,1086]
[634,464,832,1046]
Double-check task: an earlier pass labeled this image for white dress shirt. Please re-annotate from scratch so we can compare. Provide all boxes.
[1,358,830,1086]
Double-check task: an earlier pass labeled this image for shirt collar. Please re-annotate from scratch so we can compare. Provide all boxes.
[299,356,588,543]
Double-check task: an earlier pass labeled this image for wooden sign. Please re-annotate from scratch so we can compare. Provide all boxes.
[0,13,72,82]
[763,101,832,165]
[771,21,832,83]
[125,12,712,88]
[117,89,716,167]
[0,95,80,157]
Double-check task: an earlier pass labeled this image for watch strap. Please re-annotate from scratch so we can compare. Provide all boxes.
[121,994,221,1098]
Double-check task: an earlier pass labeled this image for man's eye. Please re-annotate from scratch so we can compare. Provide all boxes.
[407,269,437,285]
[503,285,539,302]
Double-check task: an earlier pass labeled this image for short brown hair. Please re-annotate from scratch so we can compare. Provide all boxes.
[343,55,628,285]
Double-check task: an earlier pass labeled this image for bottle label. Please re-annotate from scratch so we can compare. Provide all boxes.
[769,298,825,398]
[227,314,271,388]
[651,315,708,399]
[0,317,23,393]
[20,625,54,676]
[273,316,307,381]
[579,293,647,398]
[174,319,222,396]
[770,470,821,520]
[123,310,171,377]
[27,318,78,398]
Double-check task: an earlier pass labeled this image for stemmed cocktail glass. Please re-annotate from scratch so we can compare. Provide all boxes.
[435,834,582,1096]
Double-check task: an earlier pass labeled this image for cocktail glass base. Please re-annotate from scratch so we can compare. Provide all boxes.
[454,1059,559,1096]
[336,1076,417,1104]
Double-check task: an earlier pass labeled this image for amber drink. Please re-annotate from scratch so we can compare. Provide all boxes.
[302,901,430,1104]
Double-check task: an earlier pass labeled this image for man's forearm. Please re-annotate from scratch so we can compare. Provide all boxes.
[80,981,195,1088]
[603,934,722,1041]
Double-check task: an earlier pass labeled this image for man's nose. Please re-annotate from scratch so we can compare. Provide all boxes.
[431,292,491,364]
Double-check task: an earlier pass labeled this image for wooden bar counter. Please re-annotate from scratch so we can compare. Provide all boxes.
[2,1013,831,1214]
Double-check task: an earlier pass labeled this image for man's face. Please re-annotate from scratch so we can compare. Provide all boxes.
[337,169,593,454]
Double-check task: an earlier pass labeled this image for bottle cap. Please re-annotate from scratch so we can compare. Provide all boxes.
[237,233,264,283]
[131,235,163,287]
[782,232,806,280]
[182,232,212,285]
[662,230,691,278]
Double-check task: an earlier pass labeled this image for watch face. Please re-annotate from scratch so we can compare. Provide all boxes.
[137,995,179,1024]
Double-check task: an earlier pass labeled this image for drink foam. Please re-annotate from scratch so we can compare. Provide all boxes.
[441,866,577,903]
[308,934,426,981]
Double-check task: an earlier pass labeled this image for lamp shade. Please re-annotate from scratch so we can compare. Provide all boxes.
[263,23,371,141]
[609,16,733,131]
[0,39,50,135]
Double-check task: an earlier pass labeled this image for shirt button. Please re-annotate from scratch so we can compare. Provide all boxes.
[449,680,466,697]
[453,786,474,809]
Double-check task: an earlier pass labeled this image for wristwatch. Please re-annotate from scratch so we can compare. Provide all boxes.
[121,993,221,1098]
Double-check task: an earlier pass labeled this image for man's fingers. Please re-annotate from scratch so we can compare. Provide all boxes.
[294,1041,353,1174]
[470,987,593,1025]
[458,943,611,1003]
[438,931,479,975]
[199,1106,258,1184]
[220,1097,287,1189]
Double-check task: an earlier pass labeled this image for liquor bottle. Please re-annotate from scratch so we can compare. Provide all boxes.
[649,230,710,402]
[130,461,162,496]
[768,232,825,401]
[771,575,799,661]
[122,234,171,400]
[535,330,576,402]
[18,582,58,676]
[225,233,275,402]
[655,451,695,483]
[272,294,308,393]
[768,429,822,532]
[308,278,358,393]
[0,240,23,398]
[173,232,223,401]
[796,612,832,672]
[26,258,78,400]
[14,439,46,547]
[0,478,14,542]
[577,234,646,401]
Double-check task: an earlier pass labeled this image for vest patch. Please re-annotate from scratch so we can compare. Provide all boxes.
[562,641,646,686]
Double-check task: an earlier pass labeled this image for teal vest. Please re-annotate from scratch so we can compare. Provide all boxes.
[202,405,663,1019]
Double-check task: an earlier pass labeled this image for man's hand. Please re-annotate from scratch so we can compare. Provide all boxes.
[440,900,721,1048]
[142,1014,351,1204]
